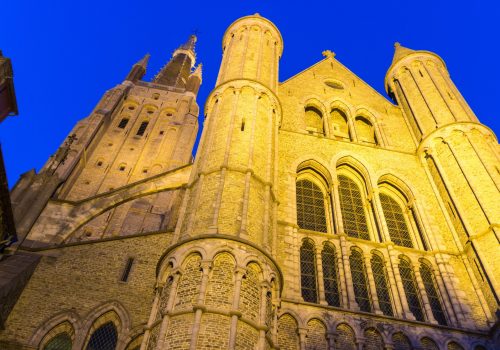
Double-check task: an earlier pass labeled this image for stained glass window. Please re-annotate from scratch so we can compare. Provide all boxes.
[371,254,393,316]
[300,240,318,303]
[86,322,118,350]
[322,244,340,307]
[380,193,413,248]
[399,258,424,322]
[338,175,369,240]
[296,180,327,233]
[420,263,447,325]
[349,250,371,312]
[44,333,72,350]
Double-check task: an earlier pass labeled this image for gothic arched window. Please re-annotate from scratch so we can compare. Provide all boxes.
[300,240,318,303]
[420,263,447,325]
[322,243,340,307]
[43,333,72,350]
[305,106,324,135]
[330,108,349,140]
[296,179,327,233]
[355,116,377,144]
[399,258,424,322]
[371,253,393,316]
[380,193,413,248]
[86,322,118,350]
[349,249,371,312]
[338,175,369,240]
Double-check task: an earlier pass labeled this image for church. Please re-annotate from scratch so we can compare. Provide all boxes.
[0,13,498,349]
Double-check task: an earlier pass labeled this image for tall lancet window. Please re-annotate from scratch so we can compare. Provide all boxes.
[371,253,393,316]
[296,179,327,233]
[338,175,370,240]
[380,193,413,248]
[420,262,447,325]
[322,243,341,307]
[349,249,371,312]
[300,239,318,303]
[85,322,118,350]
[355,116,377,144]
[399,257,424,322]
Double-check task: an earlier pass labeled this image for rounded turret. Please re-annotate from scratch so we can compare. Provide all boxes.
[385,43,477,140]
[216,13,283,91]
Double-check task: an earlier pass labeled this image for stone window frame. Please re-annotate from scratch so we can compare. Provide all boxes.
[300,238,319,303]
[38,321,75,350]
[370,250,394,317]
[378,183,426,250]
[419,259,448,326]
[335,165,379,242]
[295,166,333,234]
[349,247,372,313]
[82,311,122,350]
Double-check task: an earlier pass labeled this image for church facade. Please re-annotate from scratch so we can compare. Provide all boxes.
[0,13,498,350]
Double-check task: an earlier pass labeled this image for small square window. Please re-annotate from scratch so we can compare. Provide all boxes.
[159,131,164,135]
[119,166,126,171]
[96,161,103,167]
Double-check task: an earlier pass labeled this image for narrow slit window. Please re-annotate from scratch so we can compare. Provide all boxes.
[118,118,129,129]
[121,257,134,282]
[420,263,447,325]
[399,258,424,321]
[300,240,318,303]
[241,121,245,131]
[349,250,372,312]
[136,121,149,136]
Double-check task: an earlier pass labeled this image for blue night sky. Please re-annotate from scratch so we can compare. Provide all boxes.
[1,0,498,187]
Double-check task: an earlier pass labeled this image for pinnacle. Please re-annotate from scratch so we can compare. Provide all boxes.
[392,42,415,64]
[179,35,197,53]
[136,53,151,69]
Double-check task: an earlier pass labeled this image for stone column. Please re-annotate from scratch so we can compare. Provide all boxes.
[364,252,382,315]
[257,282,271,349]
[189,261,212,350]
[316,245,327,305]
[326,331,337,350]
[154,271,181,350]
[228,266,246,349]
[340,236,358,310]
[388,247,414,320]
[382,250,403,318]
[413,264,437,324]
[298,328,307,350]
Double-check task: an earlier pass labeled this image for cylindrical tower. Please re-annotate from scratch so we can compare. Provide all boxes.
[143,15,284,350]
[387,43,500,318]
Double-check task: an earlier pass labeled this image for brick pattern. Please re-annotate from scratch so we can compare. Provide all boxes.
[277,314,299,350]
[392,332,412,350]
[204,253,234,310]
[305,319,327,350]
[364,328,384,350]
[235,320,259,350]
[163,314,194,350]
[421,337,439,350]
[335,323,356,350]
[174,254,202,311]
[196,313,230,349]
[447,341,465,350]
[146,323,160,350]
[240,263,261,323]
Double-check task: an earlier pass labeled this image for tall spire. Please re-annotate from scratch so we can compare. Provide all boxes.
[153,35,197,88]
[125,53,150,82]
[392,42,415,64]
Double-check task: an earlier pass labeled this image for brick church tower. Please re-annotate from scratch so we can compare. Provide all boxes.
[0,13,499,350]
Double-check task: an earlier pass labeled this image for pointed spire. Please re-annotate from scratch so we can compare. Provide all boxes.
[392,42,415,64]
[179,35,197,52]
[135,53,150,70]
[125,53,150,82]
[186,64,202,95]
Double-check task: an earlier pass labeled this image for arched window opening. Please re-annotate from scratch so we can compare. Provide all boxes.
[380,193,413,248]
[355,116,377,144]
[118,118,129,129]
[364,328,384,350]
[338,175,369,240]
[371,254,393,316]
[136,121,149,136]
[296,179,327,233]
[305,106,324,135]
[322,243,340,307]
[447,342,465,350]
[392,332,413,350]
[86,322,118,350]
[330,108,349,140]
[420,337,439,350]
[349,250,371,312]
[420,263,447,325]
[43,333,72,350]
[399,258,424,322]
[300,240,318,303]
